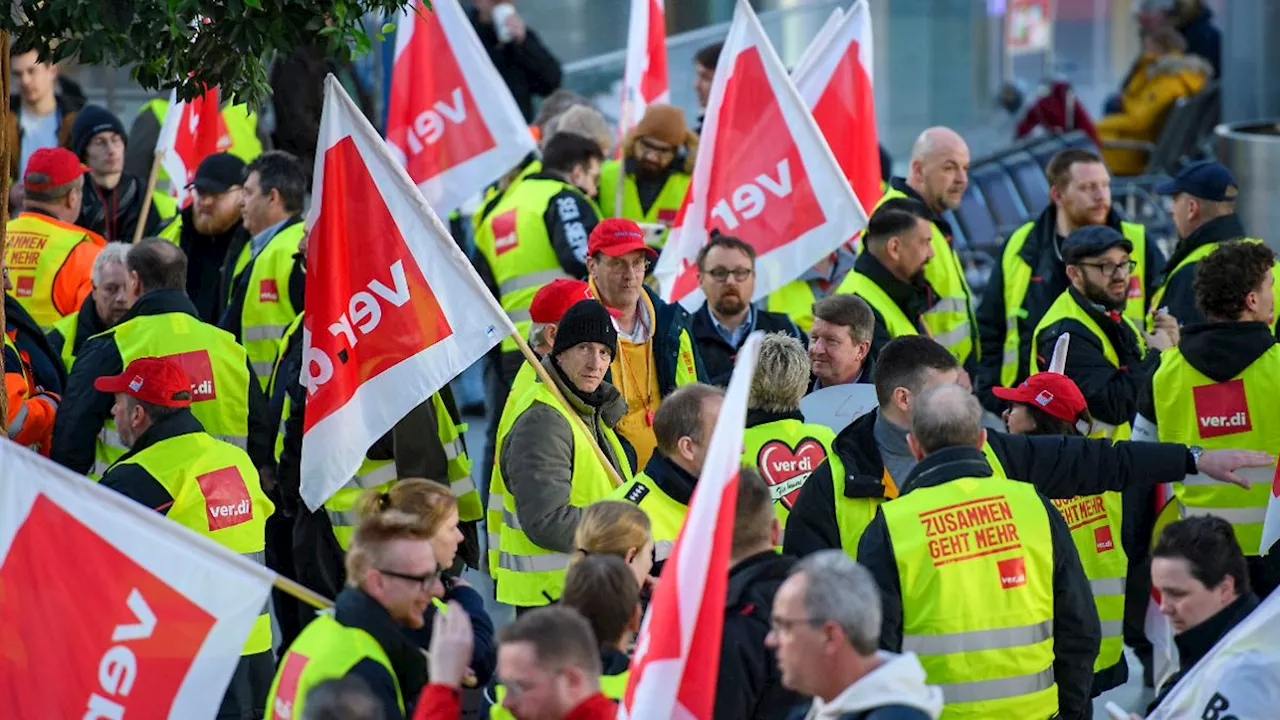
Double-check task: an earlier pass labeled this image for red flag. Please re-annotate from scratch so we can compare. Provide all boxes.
[155,87,231,209]
[619,0,669,139]
[385,0,536,215]
[619,332,764,719]
[300,75,514,510]
[653,0,865,309]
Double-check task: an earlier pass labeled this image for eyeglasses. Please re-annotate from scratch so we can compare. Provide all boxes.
[704,267,753,283]
[376,567,443,589]
[1075,260,1136,277]
[769,615,824,634]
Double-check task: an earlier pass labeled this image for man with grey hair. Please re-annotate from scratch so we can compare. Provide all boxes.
[47,241,131,370]
[857,383,1099,719]
[766,550,943,719]
[808,293,873,389]
[742,333,837,530]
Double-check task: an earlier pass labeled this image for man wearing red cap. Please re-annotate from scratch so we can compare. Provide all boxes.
[95,356,276,719]
[598,104,695,249]
[4,146,106,330]
[587,217,703,468]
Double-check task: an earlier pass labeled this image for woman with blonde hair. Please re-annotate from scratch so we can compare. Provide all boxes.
[571,500,655,591]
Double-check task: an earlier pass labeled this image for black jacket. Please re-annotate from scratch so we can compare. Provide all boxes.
[857,446,1100,720]
[333,587,429,720]
[410,580,498,686]
[716,551,804,720]
[1152,214,1247,327]
[1033,286,1157,428]
[99,409,211,512]
[51,289,272,474]
[172,204,248,323]
[1149,592,1258,713]
[6,295,65,394]
[782,407,1195,560]
[692,302,803,387]
[977,204,1165,413]
[1137,321,1277,421]
[219,216,306,341]
[46,294,108,367]
[76,172,161,243]
[466,10,562,121]
[851,250,932,363]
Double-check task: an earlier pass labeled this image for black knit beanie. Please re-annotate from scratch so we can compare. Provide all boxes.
[552,300,618,359]
[71,104,128,160]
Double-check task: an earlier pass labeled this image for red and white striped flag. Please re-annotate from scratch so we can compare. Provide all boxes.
[300,75,514,511]
[0,439,274,717]
[619,0,670,140]
[385,0,536,215]
[619,332,763,719]
[155,86,231,209]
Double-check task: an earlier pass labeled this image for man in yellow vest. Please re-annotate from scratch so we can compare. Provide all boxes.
[266,510,443,719]
[871,127,979,373]
[977,147,1164,413]
[808,294,875,389]
[6,147,105,330]
[47,241,130,371]
[587,218,704,468]
[1133,240,1280,597]
[496,300,635,609]
[1031,226,1177,440]
[858,382,1099,719]
[160,153,248,322]
[95,355,276,720]
[836,198,937,360]
[51,238,273,479]
[219,150,307,386]
[598,103,695,250]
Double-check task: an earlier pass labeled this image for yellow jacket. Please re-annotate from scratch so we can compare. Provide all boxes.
[1098,53,1211,175]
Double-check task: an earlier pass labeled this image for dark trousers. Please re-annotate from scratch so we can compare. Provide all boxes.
[217,651,275,719]
[265,511,307,653]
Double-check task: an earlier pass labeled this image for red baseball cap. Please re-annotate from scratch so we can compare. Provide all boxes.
[587,218,657,259]
[24,147,87,191]
[94,357,194,408]
[529,279,621,323]
[992,372,1086,424]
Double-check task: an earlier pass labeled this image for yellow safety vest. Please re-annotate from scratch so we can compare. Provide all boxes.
[998,219,1147,388]
[48,309,80,371]
[766,280,818,334]
[490,669,629,719]
[1049,491,1127,673]
[143,98,263,164]
[873,188,976,365]
[238,222,305,386]
[4,212,102,329]
[151,191,177,221]
[1030,290,1146,440]
[882,470,1057,719]
[471,159,543,238]
[741,419,838,535]
[494,380,634,607]
[475,178,598,354]
[486,361,539,576]
[109,430,275,654]
[93,312,251,477]
[1153,344,1280,555]
[158,214,183,244]
[597,159,691,249]
[1146,238,1280,333]
[836,270,921,340]
[609,470,687,563]
[265,613,403,720]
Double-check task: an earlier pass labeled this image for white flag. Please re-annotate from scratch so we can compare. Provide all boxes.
[619,0,670,139]
[154,86,232,209]
[789,7,844,83]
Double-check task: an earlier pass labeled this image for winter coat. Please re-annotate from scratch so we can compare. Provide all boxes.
[1098,53,1212,175]
[787,652,943,720]
[466,9,563,121]
[76,172,161,243]
[1014,80,1101,148]
[7,93,83,179]
[692,302,804,388]
[715,552,804,720]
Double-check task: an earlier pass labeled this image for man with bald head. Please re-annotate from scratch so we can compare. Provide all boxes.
[856,382,1099,719]
[865,127,978,377]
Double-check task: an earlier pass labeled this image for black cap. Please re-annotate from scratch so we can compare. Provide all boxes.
[70,104,127,159]
[188,153,247,193]
[552,300,618,359]
[1061,225,1133,264]
[1153,161,1239,202]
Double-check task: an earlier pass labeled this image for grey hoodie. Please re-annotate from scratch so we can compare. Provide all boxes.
[803,652,944,720]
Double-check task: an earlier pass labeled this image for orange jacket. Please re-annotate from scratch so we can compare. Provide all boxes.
[5,330,58,455]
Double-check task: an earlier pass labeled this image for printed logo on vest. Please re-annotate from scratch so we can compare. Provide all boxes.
[997,556,1027,589]
[271,652,311,719]
[493,209,519,256]
[623,482,650,505]
[1094,525,1115,553]
[756,438,827,509]
[197,466,253,531]
[259,278,279,303]
[14,275,34,297]
[657,208,678,225]
[1051,494,1108,531]
[1127,274,1142,299]
[168,349,217,402]
[1193,379,1251,439]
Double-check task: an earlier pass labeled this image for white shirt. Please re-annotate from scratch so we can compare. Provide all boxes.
[19,109,60,178]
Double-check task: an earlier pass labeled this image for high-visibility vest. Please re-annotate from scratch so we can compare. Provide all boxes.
[1049,491,1127,673]
[471,159,543,238]
[766,280,818,334]
[1146,237,1280,333]
[872,188,976,365]
[1030,290,1146,441]
[597,159,690,249]
[494,380,633,607]
[109,430,275,654]
[1153,343,1280,555]
[237,222,304,385]
[486,361,538,576]
[609,470,687,563]
[143,98,264,164]
[741,419,837,535]
[490,669,629,719]
[882,470,1057,719]
[48,309,80,371]
[4,212,104,329]
[836,270,921,340]
[93,313,251,477]
[998,220,1147,388]
[4,331,44,452]
[150,191,177,221]
[265,613,403,720]
[158,214,183,244]
[475,178,598,354]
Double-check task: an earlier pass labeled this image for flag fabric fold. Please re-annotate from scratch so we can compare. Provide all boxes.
[619,0,670,140]
[154,86,231,209]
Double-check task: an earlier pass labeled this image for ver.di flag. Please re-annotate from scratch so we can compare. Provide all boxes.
[619,0,669,140]
[385,0,536,215]
[154,86,231,209]
[1259,464,1280,555]
[0,440,274,718]
[301,75,514,511]
[620,332,763,719]
[789,6,843,89]
[654,0,866,310]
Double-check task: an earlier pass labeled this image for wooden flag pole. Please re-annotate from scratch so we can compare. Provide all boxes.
[0,31,11,435]
[134,152,163,243]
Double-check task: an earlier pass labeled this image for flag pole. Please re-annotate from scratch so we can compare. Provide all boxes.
[0,31,10,434]
[134,152,163,243]
[512,331,626,488]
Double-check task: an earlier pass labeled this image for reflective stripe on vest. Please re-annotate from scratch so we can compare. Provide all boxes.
[740,419,838,542]
[836,270,921,339]
[766,280,818,334]
[324,458,399,551]
[1049,490,1128,672]
[265,614,404,720]
[597,158,690,249]
[1146,238,1280,333]
[4,213,103,329]
[239,222,304,390]
[1153,345,1280,555]
[431,391,481,522]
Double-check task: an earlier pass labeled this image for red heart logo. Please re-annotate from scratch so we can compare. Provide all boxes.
[756,438,828,509]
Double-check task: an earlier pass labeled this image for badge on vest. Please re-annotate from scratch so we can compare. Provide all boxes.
[493,209,519,256]
[259,278,280,303]
[197,466,254,531]
[997,557,1027,590]
[1193,379,1252,439]
[14,275,34,297]
[1094,525,1116,553]
[272,652,311,717]
[657,208,678,226]
[757,438,826,509]
[1127,275,1142,299]
[169,349,218,401]
[623,483,649,505]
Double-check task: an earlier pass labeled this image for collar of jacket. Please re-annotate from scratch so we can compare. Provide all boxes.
[543,353,627,426]
[119,289,201,324]
[334,586,429,700]
[898,445,994,495]
[563,693,617,720]
[600,647,631,677]
[830,409,893,499]
[5,294,66,392]
[1164,214,1247,276]
[690,301,743,349]
[1173,591,1259,673]
[853,250,931,319]
[1178,321,1277,382]
[642,451,697,506]
[725,551,794,609]
[745,407,805,428]
[889,177,954,239]
[1066,285,1129,328]
[113,408,205,463]
[9,92,85,117]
